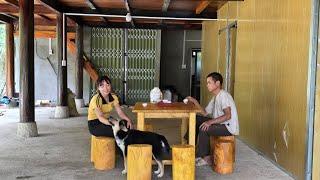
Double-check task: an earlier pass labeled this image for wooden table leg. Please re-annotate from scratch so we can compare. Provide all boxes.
[189,113,196,146]
[137,112,145,131]
[181,118,188,144]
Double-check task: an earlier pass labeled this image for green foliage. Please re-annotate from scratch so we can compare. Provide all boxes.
[0,24,6,95]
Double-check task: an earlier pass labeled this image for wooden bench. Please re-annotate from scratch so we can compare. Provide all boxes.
[91,136,115,170]
[210,136,235,174]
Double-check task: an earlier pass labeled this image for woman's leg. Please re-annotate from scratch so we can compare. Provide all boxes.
[88,120,114,137]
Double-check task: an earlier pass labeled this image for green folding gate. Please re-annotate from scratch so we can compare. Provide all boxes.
[91,28,160,105]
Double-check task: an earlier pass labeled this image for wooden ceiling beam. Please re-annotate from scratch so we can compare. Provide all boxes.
[64,8,216,19]
[160,0,171,26]
[84,21,201,30]
[123,0,135,27]
[14,31,76,39]
[162,0,171,12]
[195,1,210,14]
[2,13,18,21]
[3,0,19,8]
[37,0,62,13]
[38,14,52,22]
[0,14,15,23]
[0,4,52,14]
[85,0,109,23]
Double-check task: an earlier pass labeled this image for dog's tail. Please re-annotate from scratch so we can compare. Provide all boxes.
[159,135,171,154]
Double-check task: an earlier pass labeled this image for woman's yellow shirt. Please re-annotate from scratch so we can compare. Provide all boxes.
[88,93,119,121]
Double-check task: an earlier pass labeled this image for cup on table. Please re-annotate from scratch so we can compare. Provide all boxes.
[183,98,188,104]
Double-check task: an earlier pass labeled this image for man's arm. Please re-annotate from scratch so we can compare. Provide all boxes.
[186,96,208,116]
[200,107,231,131]
[210,107,231,124]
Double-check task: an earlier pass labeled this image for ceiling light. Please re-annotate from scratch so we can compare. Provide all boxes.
[125,13,132,22]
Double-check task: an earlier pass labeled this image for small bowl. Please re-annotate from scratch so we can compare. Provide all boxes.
[183,98,188,104]
[142,103,148,107]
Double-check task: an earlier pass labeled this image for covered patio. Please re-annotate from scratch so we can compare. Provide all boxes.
[0,0,319,179]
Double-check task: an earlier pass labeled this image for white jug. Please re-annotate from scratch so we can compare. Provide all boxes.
[150,87,162,103]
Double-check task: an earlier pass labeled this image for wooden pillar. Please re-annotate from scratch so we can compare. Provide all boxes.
[75,24,83,99]
[5,23,14,98]
[74,23,84,109]
[17,0,38,137]
[54,13,69,118]
[56,13,67,106]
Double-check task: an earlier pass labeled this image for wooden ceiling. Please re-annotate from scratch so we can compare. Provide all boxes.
[0,0,243,31]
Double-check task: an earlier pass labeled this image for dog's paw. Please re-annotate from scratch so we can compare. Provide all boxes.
[121,169,127,175]
[154,169,160,174]
[157,173,164,178]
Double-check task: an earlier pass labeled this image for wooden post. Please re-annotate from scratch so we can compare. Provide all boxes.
[172,145,195,180]
[189,112,196,146]
[54,12,69,118]
[137,112,145,131]
[5,23,14,98]
[75,23,84,109]
[127,144,152,180]
[17,0,38,137]
[56,12,67,107]
[75,24,83,99]
[181,118,188,144]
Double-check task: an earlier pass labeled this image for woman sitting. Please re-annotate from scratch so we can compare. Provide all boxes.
[88,75,133,137]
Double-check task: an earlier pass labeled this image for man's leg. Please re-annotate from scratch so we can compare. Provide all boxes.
[196,124,231,165]
[184,115,210,142]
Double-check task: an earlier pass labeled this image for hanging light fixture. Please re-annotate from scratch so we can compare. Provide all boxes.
[125,12,132,22]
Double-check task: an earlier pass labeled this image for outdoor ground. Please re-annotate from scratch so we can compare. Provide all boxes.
[0,107,293,180]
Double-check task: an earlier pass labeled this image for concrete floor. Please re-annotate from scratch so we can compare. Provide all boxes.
[0,107,293,180]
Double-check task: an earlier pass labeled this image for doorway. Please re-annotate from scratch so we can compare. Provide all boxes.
[218,21,237,97]
[191,49,201,102]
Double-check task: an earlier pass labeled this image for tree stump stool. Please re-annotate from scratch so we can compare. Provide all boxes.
[127,144,152,180]
[211,136,235,174]
[172,144,195,180]
[91,136,115,170]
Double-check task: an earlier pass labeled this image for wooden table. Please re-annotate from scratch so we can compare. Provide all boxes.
[132,102,201,147]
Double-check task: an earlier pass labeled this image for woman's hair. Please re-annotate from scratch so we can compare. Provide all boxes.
[96,76,112,88]
[96,75,114,107]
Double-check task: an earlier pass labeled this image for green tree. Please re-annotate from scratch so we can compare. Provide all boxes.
[0,24,6,95]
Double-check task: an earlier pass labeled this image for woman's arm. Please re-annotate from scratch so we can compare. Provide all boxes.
[114,104,133,129]
[94,107,112,125]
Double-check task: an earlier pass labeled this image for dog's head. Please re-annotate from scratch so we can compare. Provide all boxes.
[108,116,129,133]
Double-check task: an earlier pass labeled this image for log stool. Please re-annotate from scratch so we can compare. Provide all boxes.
[211,136,235,174]
[91,136,115,170]
[172,145,195,180]
[127,144,152,180]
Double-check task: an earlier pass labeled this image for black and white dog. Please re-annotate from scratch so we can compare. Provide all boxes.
[108,117,170,178]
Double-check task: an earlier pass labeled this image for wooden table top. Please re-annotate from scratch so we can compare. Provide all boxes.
[132,102,202,113]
